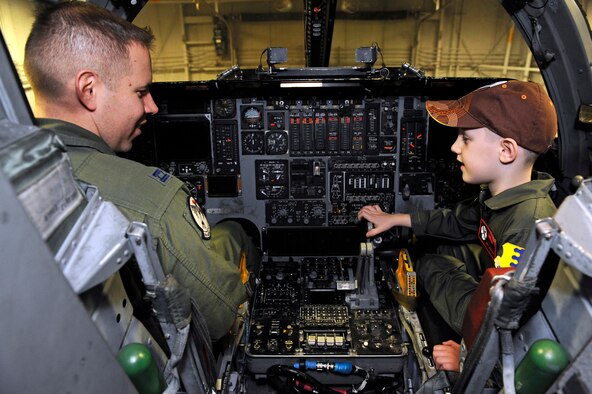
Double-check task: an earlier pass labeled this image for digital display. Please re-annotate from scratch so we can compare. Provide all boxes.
[154,115,212,163]
[207,175,239,197]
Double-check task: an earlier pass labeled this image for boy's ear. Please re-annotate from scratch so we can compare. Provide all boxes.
[75,70,99,111]
[499,138,519,164]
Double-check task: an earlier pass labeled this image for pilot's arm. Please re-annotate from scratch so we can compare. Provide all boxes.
[143,182,259,341]
[69,150,257,341]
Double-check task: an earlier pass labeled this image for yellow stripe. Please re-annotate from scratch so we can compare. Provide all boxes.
[240,252,249,284]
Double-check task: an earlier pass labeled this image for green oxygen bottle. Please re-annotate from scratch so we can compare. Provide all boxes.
[514,338,569,394]
[116,343,166,394]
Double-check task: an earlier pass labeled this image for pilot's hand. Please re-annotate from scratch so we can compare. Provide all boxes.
[357,205,394,237]
[432,340,460,372]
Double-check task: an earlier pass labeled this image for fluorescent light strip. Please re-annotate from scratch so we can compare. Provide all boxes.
[280,82,324,88]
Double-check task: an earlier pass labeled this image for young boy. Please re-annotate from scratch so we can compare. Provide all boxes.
[358,80,558,370]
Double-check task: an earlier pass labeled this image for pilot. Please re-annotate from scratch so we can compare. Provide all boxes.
[24,1,260,341]
[358,80,558,368]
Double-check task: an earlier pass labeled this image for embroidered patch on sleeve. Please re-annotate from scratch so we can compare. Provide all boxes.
[151,168,171,184]
[478,218,497,262]
[494,242,525,268]
[188,196,211,240]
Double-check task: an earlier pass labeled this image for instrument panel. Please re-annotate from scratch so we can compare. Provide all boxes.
[122,77,501,384]
[133,85,439,251]
[124,78,502,252]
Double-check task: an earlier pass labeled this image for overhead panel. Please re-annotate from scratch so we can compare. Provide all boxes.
[305,0,338,67]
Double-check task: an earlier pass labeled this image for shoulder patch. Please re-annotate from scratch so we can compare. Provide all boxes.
[188,196,211,240]
[478,218,497,262]
[151,168,171,184]
[494,242,525,268]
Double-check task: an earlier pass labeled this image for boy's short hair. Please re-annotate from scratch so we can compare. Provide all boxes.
[425,80,557,154]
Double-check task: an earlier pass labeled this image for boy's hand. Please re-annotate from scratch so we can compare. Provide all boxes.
[432,340,461,372]
[357,205,394,237]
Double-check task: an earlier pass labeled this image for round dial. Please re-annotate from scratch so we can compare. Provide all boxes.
[270,168,286,182]
[213,98,236,118]
[242,106,262,129]
[267,186,287,198]
[242,132,264,154]
[266,131,288,155]
[268,112,285,129]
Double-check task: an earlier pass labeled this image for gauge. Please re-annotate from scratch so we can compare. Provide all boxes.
[267,186,288,198]
[266,131,288,155]
[267,112,285,130]
[258,167,287,183]
[242,132,264,154]
[270,168,286,183]
[242,106,263,129]
[258,185,288,199]
[213,98,236,118]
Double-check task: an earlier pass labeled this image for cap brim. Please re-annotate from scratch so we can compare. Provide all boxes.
[426,99,484,129]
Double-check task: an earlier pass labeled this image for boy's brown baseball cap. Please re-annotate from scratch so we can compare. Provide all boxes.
[425,80,557,153]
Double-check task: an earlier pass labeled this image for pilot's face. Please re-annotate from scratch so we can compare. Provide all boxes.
[450,127,502,185]
[94,43,158,153]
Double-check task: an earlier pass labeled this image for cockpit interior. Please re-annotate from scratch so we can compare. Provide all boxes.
[1,0,592,393]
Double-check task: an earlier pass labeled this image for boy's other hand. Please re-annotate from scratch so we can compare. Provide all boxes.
[432,340,461,372]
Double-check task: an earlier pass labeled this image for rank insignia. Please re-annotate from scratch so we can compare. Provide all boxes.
[151,168,171,184]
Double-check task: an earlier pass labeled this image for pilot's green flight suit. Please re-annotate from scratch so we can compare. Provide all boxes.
[39,119,260,341]
[410,172,556,334]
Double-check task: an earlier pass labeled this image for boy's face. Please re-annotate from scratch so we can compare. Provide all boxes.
[450,127,503,185]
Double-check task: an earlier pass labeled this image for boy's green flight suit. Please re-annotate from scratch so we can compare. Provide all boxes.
[411,173,556,334]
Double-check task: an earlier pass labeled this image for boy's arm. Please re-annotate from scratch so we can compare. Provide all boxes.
[412,197,481,241]
[357,205,411,237]
[358,195,480,240]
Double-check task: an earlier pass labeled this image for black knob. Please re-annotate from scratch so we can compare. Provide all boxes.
[571,175,585,191]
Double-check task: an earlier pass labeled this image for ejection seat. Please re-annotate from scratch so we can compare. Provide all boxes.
[0,124,219,393]
[56,184,219,393]
[0,26,220,392]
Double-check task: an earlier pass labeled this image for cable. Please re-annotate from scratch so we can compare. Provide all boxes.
[371,42,386,69]
[526,0,549,10]
[257,48,269,74]
[266,364,342,394]
[292,360,370,393]
[370,42,391,80]
[524,0,549,18]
